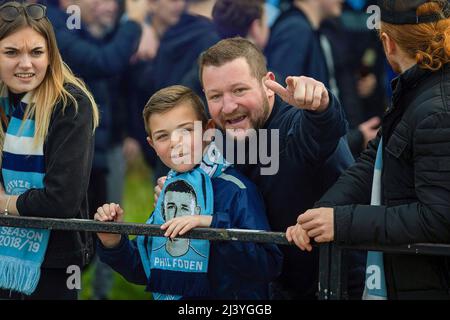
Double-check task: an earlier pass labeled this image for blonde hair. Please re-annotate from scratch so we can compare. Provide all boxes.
[380,1,450,71]
[0,4,99,153]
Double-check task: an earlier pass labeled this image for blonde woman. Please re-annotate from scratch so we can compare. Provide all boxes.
[0,2,98,299]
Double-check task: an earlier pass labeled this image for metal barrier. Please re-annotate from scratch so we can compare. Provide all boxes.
[0,215,291,245]
[318,242,450,300]
[1,215,449,300]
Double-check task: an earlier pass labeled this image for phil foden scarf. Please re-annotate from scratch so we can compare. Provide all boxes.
[0,90,50,295]
[137,142,230,300]
[363,138,387,300]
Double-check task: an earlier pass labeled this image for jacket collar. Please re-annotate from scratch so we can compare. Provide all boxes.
[263,96,284,129]
[390,64,434,107]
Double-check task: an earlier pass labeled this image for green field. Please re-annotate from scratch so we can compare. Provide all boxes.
[80,156,154,300]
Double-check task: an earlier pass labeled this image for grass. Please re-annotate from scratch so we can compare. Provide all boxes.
[80,156,154,300]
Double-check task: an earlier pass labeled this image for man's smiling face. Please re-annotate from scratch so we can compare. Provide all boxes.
[202,57,271,140]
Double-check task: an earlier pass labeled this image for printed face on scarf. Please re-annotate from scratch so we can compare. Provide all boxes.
[163,187,200,257]
[0,27,49,94]
[202,57,272,141]
[147,102,206,173]
[164,190,200,220]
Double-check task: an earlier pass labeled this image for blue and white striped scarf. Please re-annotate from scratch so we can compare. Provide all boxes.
[137,142,231,300]
[0,90,50,295]
[363,138,387,300]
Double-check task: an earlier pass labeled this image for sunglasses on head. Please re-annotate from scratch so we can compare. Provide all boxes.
[0,3,47,22]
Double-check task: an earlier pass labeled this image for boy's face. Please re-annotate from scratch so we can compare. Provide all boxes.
[147,102,206,173]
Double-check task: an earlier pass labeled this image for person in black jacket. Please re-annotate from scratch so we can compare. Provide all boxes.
[288,0,450,300]
[0,1,99,299]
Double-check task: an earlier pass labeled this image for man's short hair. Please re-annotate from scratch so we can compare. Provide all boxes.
[212,0,265,39]
[198,37,268,87]
[143,85,208,135]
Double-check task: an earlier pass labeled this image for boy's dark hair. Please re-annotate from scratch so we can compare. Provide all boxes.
[143,85,209,135]
[198,37,268,88]
[212,0,265,39]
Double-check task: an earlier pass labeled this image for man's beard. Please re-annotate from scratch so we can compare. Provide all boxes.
[223,92,271,141]
[213,93,272,166]
[252,93,271,130]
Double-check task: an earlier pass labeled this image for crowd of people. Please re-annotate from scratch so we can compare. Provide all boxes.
[0,0,448,301]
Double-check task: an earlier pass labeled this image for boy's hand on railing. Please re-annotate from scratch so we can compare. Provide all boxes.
[161,216,213,239]
[286,224,312,251]
[297,208,334,243]
[94,203,125,249]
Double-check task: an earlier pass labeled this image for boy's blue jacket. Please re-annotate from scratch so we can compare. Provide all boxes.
[97,167,283,299]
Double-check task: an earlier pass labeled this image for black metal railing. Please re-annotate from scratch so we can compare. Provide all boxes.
[1,215,449,300]
[318,242,450,300]
[0,215,290,245]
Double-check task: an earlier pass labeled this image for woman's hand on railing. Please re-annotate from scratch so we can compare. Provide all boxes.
[297,208,334,243]
[286,224,312,251]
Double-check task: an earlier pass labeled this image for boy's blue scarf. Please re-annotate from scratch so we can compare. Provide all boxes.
[363,138,387,300]
[0,90,50,295]
[137,142,231,300]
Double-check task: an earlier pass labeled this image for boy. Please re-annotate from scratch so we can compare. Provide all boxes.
[94,85,282,300]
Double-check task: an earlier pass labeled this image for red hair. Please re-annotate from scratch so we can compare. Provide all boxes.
[380,1,450,71]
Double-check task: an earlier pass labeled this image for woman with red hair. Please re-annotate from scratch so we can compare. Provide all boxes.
[288,0,450,300]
